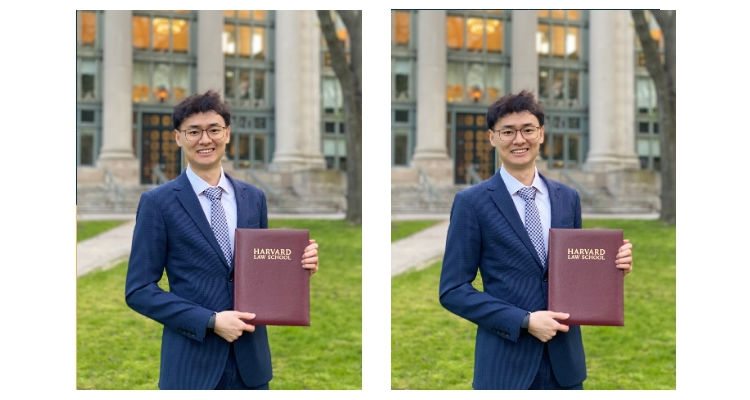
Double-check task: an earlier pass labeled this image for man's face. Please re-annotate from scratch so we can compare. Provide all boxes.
[174,111,231,172]
[488,110,545,172]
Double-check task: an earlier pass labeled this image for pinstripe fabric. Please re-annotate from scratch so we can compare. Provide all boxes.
[439,171,585,389]
[126,172,272,389]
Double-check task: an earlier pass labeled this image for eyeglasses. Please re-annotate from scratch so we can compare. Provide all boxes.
[492,126,541,141]
[180,126,227,142]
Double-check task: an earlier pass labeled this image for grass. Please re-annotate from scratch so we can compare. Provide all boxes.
[77,219,361,389]
[391,219,675,390]
[77,220,129,242]
[391,220,444,242]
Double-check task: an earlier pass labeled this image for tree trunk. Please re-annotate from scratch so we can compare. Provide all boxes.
[317,10,362,225]
[631,10,676,225]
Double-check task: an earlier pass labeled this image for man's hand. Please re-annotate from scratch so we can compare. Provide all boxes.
[528,311,570,343]
[302,239,318,275]
[616,239,633,275]
[213,311,256,343]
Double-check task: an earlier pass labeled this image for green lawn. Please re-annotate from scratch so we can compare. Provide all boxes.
[391,220,444,242]
[77,219,361,389]
[77,220,129,242]
[391,219,675,390]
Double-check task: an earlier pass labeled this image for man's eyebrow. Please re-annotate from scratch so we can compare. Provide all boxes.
[185,122,222,128]
[499,122,535,129]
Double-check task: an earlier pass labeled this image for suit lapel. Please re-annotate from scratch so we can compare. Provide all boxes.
[174,172,231,269]
[487,172,545,270]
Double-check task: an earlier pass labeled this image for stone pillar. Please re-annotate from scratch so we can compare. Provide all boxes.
[585,10,639,172]
[99,10,138,185]
[270,10,325,172]
[511,10,538,95]
[197,11,224,95]
[412,10,452,185]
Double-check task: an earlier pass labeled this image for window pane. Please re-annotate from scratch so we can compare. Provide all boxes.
[80,60,96,100]
[133,16,150,49]
[394,11,410,45]
[254,71,265,103]
[252,27,266,59]
[537,10,550,18]
[173,65,189,101]
[323,77,342,109]
[487,19,502,53]
[225,69,235,98]
[394,110,409,122]
[80,11,96,45]
[539,68,549,98]
[80,132,94,165]
[238,10,251,20]
[239,70,250,99]
[394,134,408,165]
[566,27,580,59]
[223,24,236,55]
[239,26,251,57]
[446,62,463,102]
[466,18,483,51]
[446,16,464,49]
[466,63,485,102]
[239,134,250,160]
[551,10,565,19]
[568,135,579,162]
[568,10,581,20]
[552,25,565,58]
[487,64,503,101]
[153,18,170,51]
[552,70,564,99]
[223,10,235,18]
[394,60,410,100]
[254,10,266,20]
[253,135,265,161]
[636,78,657,109]
[153,63,171,101]
[133,62,150,102]
[81,110,95,123]
[536,25,549,55]
[173,19,189,53]
[568,71,579,100]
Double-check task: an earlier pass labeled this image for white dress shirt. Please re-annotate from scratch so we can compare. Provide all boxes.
[185,166,238,253]
[499,165,551,252]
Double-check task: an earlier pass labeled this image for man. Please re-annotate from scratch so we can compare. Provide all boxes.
[125,90,319,390]
[439,91,632,390]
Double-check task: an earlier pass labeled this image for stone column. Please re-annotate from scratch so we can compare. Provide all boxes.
[585,10,639,172]
[99,10,138,185]
[197,11,224,95]
[511,10,538,94]
[270,10,325,172]
[412,10,452,185]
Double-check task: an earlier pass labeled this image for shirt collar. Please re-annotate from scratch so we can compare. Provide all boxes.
[499,165,545,197]
[185,165,231,197]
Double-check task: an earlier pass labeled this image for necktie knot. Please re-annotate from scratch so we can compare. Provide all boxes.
[518,186,537,201]
[204,186,223,202]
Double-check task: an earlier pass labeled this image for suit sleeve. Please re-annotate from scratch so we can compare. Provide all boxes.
[260,190,268,229]
[125,192,214,343]
[439,192,528,343]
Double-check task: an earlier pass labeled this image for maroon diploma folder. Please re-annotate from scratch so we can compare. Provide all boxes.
[234,228,310,326]
[548,228,624,326]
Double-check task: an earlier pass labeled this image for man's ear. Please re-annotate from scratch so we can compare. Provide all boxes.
[174,129,183,147]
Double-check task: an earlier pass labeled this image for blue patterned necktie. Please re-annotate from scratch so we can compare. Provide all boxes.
[204,186,233,267]
[517,186,547,266]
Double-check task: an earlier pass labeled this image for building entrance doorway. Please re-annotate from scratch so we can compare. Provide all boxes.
[454,112,495,184]
[140,112,182,184]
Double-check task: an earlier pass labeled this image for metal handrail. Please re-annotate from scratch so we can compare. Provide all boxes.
[560,169,593,199]
[466,164,482,184]
[103,167,124,211]
[246,169,281,201]
[416,167,438,199]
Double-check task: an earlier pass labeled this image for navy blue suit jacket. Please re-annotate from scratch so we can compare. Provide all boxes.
[439,171,586,389]
[125,171,272,389]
